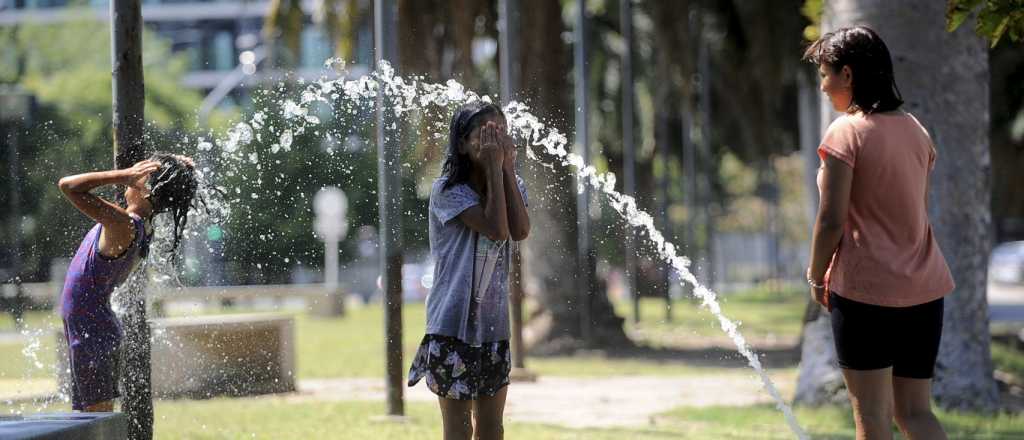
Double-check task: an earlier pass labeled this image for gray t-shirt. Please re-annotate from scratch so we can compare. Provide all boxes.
[425,175,528,346]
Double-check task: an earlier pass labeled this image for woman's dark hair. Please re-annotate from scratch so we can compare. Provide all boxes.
[440,101,504,190]
[147,152,198,252]
[803,25,903,114]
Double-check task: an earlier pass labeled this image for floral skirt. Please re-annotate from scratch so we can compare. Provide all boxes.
[407,334,511,400]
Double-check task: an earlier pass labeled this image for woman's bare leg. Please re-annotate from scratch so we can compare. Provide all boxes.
[892,376,947,440]
[842,367,895,440]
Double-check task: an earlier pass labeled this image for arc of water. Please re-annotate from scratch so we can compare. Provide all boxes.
[202,59,808,439]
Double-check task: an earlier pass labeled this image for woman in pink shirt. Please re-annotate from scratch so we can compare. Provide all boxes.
[805,26,955,440]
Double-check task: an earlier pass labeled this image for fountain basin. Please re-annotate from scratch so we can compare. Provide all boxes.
[57,313,296,399]
[0,412,125,440]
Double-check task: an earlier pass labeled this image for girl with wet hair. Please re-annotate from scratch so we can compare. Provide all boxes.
[805,26,953,439]
[57,153,197,412]
[408,101,530,440]
[147,152,199,252]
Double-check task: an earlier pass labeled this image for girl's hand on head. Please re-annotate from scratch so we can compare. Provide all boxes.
[126,160,161,187]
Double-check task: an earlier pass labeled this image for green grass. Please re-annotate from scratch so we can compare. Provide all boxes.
[5,397,1022,439]
[291,303,715,378]
[0,312,60,380]
[613,285,807,348]
[659,404,1024,440]
[2,294,1023,438]
[0,303,712,382]
[993,341,1024,381]
[7,287,1018,382]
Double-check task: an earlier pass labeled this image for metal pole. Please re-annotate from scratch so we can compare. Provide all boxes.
[683,87,695,298]
[112,0,151,437]
[6,125,24,329]
[499,0,535,380]
[659,123,671,322]
[620,0,639,325]
[112,0,146,170]
[574,0,596,344]
[499,0,520,107]
[698,36,715,291]
[375,0,404,417]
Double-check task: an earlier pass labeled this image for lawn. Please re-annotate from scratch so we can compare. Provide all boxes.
[143,399,1024,440]
[5,396,1023,439]
[3,287,1024,438]
[613,284,808,348]
[1,287,798,381]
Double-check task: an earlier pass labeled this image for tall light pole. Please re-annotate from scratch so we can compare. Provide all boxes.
[499,0,536,381]
[620,0,640,324]
[111,0,151,437]
[574,0,597,345]
[374,0,404,417]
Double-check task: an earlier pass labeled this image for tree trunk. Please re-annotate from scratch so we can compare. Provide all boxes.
[794,65,847,406]
[796,0,998,411]
[518,0,628,353]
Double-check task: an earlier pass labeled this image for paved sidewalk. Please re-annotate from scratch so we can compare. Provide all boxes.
[296,374,795,428]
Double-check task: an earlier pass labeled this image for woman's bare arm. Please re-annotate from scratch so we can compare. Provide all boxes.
[807,155,853,307]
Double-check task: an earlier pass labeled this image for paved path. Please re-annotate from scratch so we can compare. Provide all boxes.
[296,374,795,428]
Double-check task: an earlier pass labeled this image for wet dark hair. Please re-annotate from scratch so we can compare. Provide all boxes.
[146,152,198,252]
[803,25,903,114]
[440,101,504,191]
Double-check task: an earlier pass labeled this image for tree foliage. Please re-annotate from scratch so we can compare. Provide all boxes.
[947,0,1024,47]
[0,18,211,281]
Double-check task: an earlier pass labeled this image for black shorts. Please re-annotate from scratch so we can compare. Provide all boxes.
[830,291,944,379]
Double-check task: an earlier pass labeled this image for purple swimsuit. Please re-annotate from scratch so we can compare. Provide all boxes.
[60,214,150,409]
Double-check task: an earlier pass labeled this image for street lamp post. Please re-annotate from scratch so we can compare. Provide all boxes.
[499,0,536,382]
[574,0,597,345]
[375,0,405,418]
[620,0,639,324]
[111,0,152,438]
[314,187,349,316]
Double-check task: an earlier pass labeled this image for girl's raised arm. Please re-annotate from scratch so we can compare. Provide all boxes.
[58,160,160,252]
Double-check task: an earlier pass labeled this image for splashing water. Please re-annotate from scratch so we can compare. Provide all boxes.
[5,322,68,415]
[6,58,803,435]
[177,59,807,438]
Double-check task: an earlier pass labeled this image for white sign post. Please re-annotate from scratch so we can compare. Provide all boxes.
[314,187,349,315]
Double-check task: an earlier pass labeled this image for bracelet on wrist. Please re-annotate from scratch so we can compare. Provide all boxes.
[807,277,825,289]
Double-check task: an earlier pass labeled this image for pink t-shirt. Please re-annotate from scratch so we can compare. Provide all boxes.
[817,111,955,307]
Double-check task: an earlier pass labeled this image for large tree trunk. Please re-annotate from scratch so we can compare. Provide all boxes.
[518,0,628,352]
[794,67,847,406]
[795,0,998,411]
